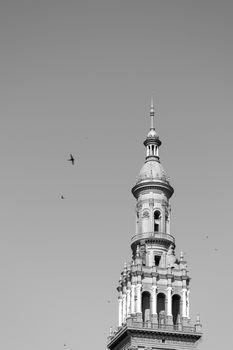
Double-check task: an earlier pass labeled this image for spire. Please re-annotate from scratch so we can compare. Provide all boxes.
[150,97,155,129]
[142,98,161,161]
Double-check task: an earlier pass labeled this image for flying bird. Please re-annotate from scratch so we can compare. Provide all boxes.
[61,195,65,200]
[68,154,75,165]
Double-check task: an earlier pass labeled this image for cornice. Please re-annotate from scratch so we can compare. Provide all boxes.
[132,180,174,199]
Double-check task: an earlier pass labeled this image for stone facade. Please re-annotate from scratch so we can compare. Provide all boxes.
[107,101,202,350]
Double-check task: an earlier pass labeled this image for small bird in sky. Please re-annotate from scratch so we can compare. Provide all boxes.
[68,154,75,165]
[205,235,209,239]
[61,195,65,200]
[213,248,219,252]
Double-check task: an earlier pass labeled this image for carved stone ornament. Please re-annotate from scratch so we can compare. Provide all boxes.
[142,211,150,218]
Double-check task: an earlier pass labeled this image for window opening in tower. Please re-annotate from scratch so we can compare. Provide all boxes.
[157,293,166,323]
[172,294,181,325]
[154,255,161,266]
[142,291,151,323]
[154,210,160,232]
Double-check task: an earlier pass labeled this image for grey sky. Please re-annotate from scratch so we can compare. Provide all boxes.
[0,1,232,349]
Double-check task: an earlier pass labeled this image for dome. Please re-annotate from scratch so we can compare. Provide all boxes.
[147,128,158,139]
[136,160,170,184]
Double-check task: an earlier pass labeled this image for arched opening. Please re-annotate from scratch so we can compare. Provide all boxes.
[157,293,166,323]
[154,255,161,267]
[154,211,160,232]
[172,294,181,325]
[142,291,151,323]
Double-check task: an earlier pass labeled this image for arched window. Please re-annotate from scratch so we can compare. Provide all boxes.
[154,210,161,232]
[157,292,166,323]
[172,294,181,325]
[142,291,151,323]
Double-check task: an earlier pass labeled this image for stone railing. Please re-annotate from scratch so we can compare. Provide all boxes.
[127,319,197,333]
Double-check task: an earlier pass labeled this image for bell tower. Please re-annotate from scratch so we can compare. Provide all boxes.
[107,100,202,350]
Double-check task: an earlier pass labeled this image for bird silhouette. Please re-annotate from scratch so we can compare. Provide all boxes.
[68,154,75,165]
[61,195,65,200]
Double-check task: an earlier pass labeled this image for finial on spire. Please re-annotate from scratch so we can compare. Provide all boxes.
[180,251,184,261]
[195,313,202,332]
[150,97,155,129]
[123,262,127,276]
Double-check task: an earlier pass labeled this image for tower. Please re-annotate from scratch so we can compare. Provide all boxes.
[107,101,202,350]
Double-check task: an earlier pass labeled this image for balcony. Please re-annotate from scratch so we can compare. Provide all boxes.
[131,231,175,247]
[107,318,202,348]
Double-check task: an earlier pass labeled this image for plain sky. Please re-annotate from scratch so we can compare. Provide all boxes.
[0,0,232,349]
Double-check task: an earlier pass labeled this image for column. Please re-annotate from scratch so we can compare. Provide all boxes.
[136,210,139,234]
[166,286,173,325]
[161,206,166,233]
[131,284,136,315]
[149,199,154,232]
[122,293,127,323]
[167,287,172,316]
[187,290,190,319]
[137,202,142,234]
[167,207,171,234]
[136,283,142,314]
[182,288,187,317]
[151,285,157,323]
[151,285,157,315]
[126,287,131,317]
[166,216,170,234]
[118,296,123,326]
